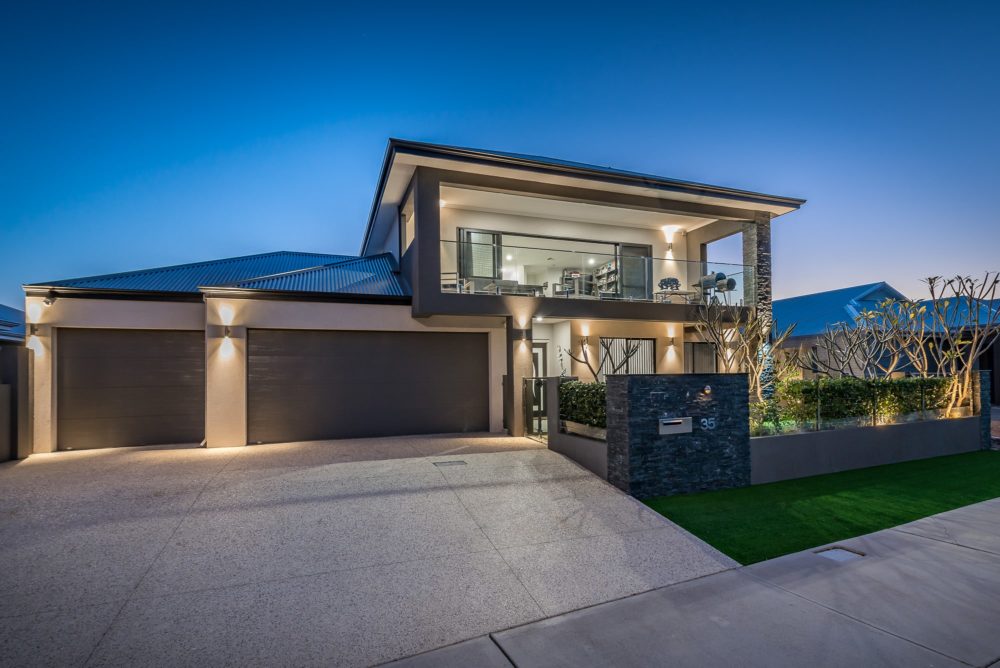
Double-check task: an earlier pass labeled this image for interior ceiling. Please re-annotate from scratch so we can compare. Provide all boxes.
[440,185,713,231]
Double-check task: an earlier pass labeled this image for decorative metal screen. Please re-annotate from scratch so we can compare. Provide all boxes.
[599,337,656,377]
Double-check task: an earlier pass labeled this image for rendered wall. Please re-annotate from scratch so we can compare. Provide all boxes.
[751,418,983,485]
[544,377,608,478]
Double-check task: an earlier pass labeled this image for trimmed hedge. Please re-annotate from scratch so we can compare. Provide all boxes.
[779,376,953,422]
[752,376,956,435]
[559,381,607,428]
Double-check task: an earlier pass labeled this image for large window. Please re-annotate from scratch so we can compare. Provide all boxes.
[599,337,656,378]
[455,227,651,299]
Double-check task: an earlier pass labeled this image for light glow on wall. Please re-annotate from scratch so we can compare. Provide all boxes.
[219,336,235,360]
[26,302,43,323]
[26,335,44,357]
[218,303,235,326]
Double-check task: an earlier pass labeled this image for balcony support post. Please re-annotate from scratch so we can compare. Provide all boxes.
[742,211,772,326]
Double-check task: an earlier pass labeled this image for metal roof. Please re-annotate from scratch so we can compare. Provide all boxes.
[26,251,353,294]
[215,253,408,297]
[0,304,25,343]
[773,282,908,338]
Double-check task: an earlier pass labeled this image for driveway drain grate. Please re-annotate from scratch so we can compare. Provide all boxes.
[815,547,864,562]
[433,460,467,467]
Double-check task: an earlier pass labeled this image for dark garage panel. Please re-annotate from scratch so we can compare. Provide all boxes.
[247,329,489,443]
[57,329,205,450]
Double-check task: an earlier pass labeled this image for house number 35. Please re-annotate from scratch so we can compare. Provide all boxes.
[700,418,717,430]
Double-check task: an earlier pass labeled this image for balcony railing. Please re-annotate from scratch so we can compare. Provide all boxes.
[440,240,754,305]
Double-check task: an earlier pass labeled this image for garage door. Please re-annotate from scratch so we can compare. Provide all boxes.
[247,329,489,444]
[57,329,205,450]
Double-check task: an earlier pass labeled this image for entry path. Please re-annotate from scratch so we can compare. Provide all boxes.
[0,433,733,667]
[389,498,1000,667]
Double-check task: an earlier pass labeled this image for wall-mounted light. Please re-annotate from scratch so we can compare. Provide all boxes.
[665,336,676,347]
[43,291,57,307]
[505,254,513,261]
[587,258,596,266]
[224,326,232,338]
[535,316,543,323]
[662,226,679,258]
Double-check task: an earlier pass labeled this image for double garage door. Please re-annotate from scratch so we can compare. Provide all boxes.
[56,328,489,449]
[247,329,489,444]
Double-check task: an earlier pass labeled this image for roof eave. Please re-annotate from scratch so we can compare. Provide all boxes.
[198,286,411,304]
[23,285,204,302]
[361,138,807,255]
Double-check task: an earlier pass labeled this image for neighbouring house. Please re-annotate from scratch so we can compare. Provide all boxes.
[0,305,25,344]
[22,139,804,452]
[773,283,1000,405]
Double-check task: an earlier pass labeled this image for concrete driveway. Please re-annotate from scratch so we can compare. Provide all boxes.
[0,434,733,667]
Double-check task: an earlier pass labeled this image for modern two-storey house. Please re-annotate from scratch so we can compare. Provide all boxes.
[23,140,804,452]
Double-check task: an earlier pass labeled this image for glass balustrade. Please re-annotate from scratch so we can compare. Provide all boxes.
[439,240,754,306]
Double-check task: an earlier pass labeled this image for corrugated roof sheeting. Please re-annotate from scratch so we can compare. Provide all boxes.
[226,253,408,296]
[28,251,353,293]
[0,304,25,342]
[773,282,906,337]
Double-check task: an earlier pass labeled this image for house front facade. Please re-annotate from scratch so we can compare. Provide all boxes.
[23,140,804,452]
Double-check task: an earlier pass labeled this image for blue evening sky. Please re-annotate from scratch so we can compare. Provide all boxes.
[2,1,998,307]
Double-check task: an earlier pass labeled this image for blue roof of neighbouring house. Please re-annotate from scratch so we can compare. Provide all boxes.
[773,282,908,338]
[0,304,25,343]
[217,253,408,297]
[25,251,355,294]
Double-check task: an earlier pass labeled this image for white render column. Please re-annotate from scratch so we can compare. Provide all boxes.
[205,298,247,447]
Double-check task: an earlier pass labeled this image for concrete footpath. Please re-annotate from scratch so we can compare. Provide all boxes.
[386,498,1000,667]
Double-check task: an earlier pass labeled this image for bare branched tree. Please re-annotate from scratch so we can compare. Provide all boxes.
[695,302,798,401]
[804,315,891,379]
[871,298,932,377]
[924,274,1000,413]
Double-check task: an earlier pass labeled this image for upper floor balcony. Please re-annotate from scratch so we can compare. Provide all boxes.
[439,238,753,307]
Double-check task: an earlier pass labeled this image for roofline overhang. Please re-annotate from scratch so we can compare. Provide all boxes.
[361,138,807,254]
[24,284,412,306]
[23,285,204,302]
[198,286,412,304]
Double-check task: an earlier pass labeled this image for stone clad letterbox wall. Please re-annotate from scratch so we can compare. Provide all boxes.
[606,373,750,499]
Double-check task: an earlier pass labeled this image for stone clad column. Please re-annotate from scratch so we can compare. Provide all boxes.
[742,211,772,326]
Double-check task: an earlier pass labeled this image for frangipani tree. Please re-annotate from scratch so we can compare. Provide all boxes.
[804,273,1000,416]
[694,300,798,402]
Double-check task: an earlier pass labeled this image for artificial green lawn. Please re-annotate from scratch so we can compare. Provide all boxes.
[645,451,1000,565]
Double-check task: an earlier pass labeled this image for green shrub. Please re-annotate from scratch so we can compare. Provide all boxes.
[559,381,607,428]
[767,376,954,430]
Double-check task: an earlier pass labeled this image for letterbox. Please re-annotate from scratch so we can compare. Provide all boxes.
[658,416,692,435]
